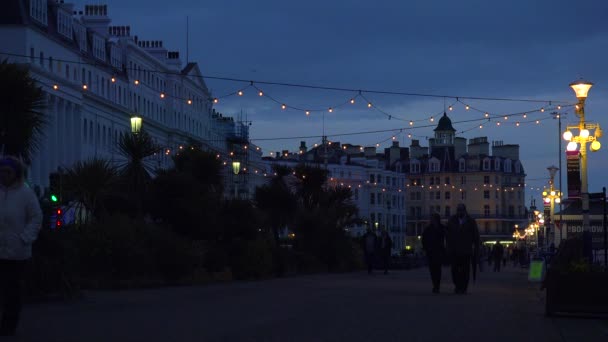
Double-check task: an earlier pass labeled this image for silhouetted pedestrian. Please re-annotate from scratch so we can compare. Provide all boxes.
[379,230,392,274]
[0,157,43,337]
[446,204,480,294]
[491,241,504,272]
[362,228,377,274]
[422,213,446,293]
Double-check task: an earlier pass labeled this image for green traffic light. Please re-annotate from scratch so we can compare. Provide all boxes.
[51,194,58,202]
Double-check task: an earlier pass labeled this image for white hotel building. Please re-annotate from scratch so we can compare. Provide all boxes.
[0,0,262,194]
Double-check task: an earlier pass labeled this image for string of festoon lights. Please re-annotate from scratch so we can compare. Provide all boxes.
[7,51,575,195]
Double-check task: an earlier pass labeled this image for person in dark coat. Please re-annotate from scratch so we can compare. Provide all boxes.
[0,157,43,336]
[446,204,480,294]
[379,230,393,274]
[491,241,504,272]
[422,213,446,293]
[362,228,377,274]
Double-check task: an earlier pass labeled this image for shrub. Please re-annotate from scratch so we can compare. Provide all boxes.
[229,239,274,280]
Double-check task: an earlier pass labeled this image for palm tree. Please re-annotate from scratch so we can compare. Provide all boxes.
[63,158,117,222]
[116,130,160,211]
[0,59,46,162]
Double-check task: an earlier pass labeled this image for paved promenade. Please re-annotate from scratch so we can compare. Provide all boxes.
[9,266,608,342]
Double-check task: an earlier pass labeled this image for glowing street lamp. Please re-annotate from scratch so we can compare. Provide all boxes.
[130,115,142,134]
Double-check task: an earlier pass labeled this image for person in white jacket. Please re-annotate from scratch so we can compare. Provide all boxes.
[0,156,42,336]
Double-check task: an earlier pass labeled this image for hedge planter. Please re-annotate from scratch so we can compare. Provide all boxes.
[545,270,608,317]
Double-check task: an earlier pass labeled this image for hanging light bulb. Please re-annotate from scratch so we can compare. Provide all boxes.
[535,120,540,124]
[409,120,414,126]
[465,105,470,110]
[479,124,483,129]
[407,134,412,138]
[258,90,264,97]
[213,98,219,104]
[238,90,244,96]
[504,116,508,120]
[328,107,333,113]
[111,77,116,83]
[187,99,192,105]
[82,84,88,90]
[367,102,372,108]
[523,113,527,118]
[392,136,396,140]
[557,105,562,110]
[350,98,355,104]
[376,143,380,147]
[134,80,139,85]
[448,105,453,111]
[281,104,287,110]
[484,113,489,118]
[540,107,545,112]
[497,122,501,126]
[516,122,520,126]
[160,93,165,99]
[53,84,59,90]
[305,111,310,116]
[567,141,578,151]
[430,116,434,122]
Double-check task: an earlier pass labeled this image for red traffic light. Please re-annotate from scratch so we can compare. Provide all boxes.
[56,209,62,215]
[56,221,62,227]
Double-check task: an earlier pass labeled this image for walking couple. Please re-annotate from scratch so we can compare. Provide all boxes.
[422,204,480,294]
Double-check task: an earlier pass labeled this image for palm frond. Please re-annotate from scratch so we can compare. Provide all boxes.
[0,59,47,162]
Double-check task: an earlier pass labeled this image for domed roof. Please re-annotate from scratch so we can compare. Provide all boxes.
[434,112,456,132]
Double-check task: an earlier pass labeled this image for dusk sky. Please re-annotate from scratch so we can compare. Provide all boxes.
[99,0,608,202]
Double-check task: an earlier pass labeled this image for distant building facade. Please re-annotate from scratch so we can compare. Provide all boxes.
[263,141,408,255]
[401,113,528,247]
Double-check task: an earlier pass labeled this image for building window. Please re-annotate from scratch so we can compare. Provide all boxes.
[484,205,490,217]
[484,222,490,234]
[429,206,435,215]
[495,205,499,216]
[83,119,87,141]
[483,158,490,171]
[495,158,501,170]
[461,191,466,200]
[484,190,490,199]
[508,206,514,217]
[459,159,466,172]
[495,175,499,184]
[370,174,375,183]
[370,193,375,205]
[435,191,440,200]
[377,175,382,184]
[461,176,466,185]
[505,159,512,172]
[354,188,359,200]
[48,56,53,70]
[445,206,451,217]
[430,177,434,185]
[495,190,499,199]
[445,177,450,185]
[445,191,451,200]
[410,161,420,173]
[30,47,34,62]
[484,176,490,184]
[429,160,440,172]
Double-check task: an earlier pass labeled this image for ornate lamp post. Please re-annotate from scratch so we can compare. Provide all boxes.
[563,79,601,262]
[543,165,562,246]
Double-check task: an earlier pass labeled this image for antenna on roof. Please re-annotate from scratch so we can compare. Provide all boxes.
[186,16,189,64]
